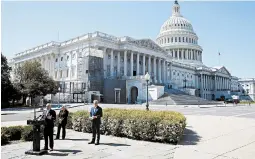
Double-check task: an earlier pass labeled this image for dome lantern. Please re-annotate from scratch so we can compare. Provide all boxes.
[172,0,181,17]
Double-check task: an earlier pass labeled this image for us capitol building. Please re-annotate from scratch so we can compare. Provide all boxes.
[10,1,246,104]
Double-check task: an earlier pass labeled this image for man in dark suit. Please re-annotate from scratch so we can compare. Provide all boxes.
[88,100,103,145]
[43,103,56,151]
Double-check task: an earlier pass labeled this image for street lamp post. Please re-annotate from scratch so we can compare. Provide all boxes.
[144,72,151,111]
[183,77,187,89]
[58,87,61,107]
[84,89,86,105]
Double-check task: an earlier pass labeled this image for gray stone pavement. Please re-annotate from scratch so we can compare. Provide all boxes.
[1,115,255,159]
[2,104,255,122]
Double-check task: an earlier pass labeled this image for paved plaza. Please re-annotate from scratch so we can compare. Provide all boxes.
[1,104,255,123]
[1,113,255,159]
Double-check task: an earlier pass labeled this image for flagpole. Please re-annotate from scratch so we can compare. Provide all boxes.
[218,51,221,66]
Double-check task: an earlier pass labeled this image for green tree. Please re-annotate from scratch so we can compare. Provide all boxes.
[14,61,58,105]
[1,53,13,107]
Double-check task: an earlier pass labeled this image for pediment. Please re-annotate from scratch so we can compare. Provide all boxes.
[127,39,167,53]
[215,66,231,76]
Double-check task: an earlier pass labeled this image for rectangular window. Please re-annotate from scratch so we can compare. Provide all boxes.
[55,71,57,78]
[60,70,62,78]
[66,69,69,77]
[61,57,63,61]
[55,58,58,62]
[67,56,69,60]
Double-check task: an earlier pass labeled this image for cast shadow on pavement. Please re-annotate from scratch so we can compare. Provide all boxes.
[63,138,89,141]
[46,149,82,156]
[99,143,131,147]
[178,127,201,145]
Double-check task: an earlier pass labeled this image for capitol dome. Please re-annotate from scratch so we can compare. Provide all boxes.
[157,0,203,64]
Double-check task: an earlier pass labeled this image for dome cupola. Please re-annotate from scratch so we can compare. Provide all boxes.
[156,0,203,65]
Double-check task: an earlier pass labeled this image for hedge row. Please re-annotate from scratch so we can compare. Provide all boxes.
[1,125,43,145]
[68,108,186,144]
[2,108,186,145]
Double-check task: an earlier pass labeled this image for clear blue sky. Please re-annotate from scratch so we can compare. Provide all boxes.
[2,1,255,78]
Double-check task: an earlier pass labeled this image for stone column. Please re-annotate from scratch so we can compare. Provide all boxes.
[159,59,162,83]
[124,50,127,76]
[164,61,167,83]
[69,53,72,79]
[103,48,108,78]
[137,53,140,75]
[143,54,146,75]
[117,51,120,76]
[110,49,114,77]
[182,49,184,60]
[177,49,179,60]
[201,74,204,98]
[130,52,133,77]
[154,57,157,83]
[148,56,151,75]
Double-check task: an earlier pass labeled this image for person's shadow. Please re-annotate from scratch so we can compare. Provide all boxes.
[46,149,82,156]
[99,143,131,147]
[63,138,89,141]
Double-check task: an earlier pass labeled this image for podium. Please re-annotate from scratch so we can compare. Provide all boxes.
[25,120,48,155]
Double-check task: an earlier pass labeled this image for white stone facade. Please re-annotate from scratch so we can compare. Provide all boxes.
[9,1,240,102]
[238,78,255,101]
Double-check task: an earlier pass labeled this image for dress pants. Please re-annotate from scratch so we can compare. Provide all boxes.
[56,123,66,139]
[92,122,100,142]
[44,126,54,149]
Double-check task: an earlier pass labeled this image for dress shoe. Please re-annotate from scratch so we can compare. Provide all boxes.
[95,142,100,145]
[43,147,48,150]
[88,141,95,144]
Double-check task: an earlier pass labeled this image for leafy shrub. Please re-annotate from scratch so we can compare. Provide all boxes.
[21,126,33,141]
[1,126,23,141]
[70,108,186,144]
[21,126,43,141]
[1,133,10,145]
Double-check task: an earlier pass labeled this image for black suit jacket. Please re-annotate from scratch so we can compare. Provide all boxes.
[58,109,69,125]
[44,109,56,128]
[90,106,103,124]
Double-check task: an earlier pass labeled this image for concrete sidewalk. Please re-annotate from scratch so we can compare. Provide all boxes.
[2,115,255,159]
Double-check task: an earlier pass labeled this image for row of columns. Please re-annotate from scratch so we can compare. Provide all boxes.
[200,74,231,91]
[104,48,171,83]
[215,76,231,90]
[170,49,202,61]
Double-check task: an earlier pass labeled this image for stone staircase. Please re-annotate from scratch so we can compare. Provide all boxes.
[150,86,222,105]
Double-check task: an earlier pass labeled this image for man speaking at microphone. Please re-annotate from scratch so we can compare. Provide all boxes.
[43,103,56,151]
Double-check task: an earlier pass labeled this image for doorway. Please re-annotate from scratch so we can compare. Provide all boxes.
[115,90,121,103]
[130,86,138,104]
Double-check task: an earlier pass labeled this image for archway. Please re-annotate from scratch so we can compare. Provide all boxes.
[130,86,138,104]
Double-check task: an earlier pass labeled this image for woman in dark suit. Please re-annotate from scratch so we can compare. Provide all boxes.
[56,105,69,140]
